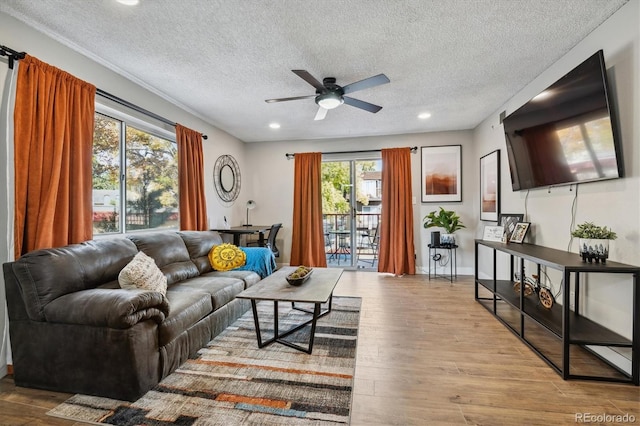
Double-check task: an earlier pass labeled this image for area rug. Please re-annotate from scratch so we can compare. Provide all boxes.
[47,296,361,426]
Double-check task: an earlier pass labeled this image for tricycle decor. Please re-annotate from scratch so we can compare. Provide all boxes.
[513,269,554,309]
[571,222,617,263]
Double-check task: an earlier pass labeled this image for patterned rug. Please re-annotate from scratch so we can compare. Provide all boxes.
[47,296,361,425]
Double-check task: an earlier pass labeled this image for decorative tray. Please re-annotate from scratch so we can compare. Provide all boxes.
[286,266,313,286]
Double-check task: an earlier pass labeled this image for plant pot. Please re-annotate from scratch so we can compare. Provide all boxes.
[578,238,609,263]
[440,233,456,246]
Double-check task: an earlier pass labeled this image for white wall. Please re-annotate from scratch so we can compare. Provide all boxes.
[244,130,475,273]
[473,0,640,341]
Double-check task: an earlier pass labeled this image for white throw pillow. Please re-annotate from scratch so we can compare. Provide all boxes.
[118,251,167,296]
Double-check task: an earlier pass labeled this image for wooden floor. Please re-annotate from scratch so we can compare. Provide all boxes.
[1,272,638,425]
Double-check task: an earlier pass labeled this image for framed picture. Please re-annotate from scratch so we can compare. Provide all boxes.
[480,149,500,221]
[483,225,504,242]
[509,222,530,243]
[421,145,462,203]
[498,213,524,242]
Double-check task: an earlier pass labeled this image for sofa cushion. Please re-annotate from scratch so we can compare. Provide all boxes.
[205,270,261,289]
[128,232,200,285]
[44,288,170,328]
[208,244,246,271]
[178,231,224,274]
[170,276,245,311]
[6,238,138,321]
[118,251,167,296]
[160,290,212,347]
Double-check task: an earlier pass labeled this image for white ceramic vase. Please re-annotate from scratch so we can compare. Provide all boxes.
[578,238,609,263]
[440,233,456,246]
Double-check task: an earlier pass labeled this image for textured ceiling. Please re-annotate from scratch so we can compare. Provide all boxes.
[0,0,628,142]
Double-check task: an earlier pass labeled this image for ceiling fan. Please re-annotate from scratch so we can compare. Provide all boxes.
[265,70,390,120]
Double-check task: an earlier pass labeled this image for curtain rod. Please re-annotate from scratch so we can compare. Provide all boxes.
[285,146,417,159]
[1,43,207,140]
[0,45,26,69]
[96,89,207,139]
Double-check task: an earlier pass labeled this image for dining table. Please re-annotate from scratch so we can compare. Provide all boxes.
[210,225,272,246]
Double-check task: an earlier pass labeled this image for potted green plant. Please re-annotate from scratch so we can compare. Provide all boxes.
[423,207,465,245]
[571,222,617,263]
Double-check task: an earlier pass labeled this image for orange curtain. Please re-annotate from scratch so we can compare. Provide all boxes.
[290,152,327,267]
[176,124,208,230]
[378,147,416,275]
[14,55,96,257]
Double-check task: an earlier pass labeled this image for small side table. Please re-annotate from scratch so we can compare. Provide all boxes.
[428,244,458,282]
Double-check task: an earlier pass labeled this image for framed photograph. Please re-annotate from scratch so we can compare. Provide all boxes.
[498,213,524,242]
[509,222,530,243]
[480,149,500,221]
[483,225,505,242]
[421,145,462,203]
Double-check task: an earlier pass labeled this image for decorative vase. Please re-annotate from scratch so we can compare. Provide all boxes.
[578,238,609,263]
[440,233,456,246]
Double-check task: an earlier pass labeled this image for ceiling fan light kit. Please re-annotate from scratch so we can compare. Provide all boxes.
[266,70,389,120]
[316,92,343,109]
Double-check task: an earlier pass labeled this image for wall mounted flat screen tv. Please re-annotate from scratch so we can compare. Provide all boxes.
[503,50,623,191]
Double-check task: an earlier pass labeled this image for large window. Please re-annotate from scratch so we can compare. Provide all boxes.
[92,112,178,235]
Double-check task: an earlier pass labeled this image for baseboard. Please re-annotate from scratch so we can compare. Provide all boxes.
[416,265,474,276]
[0,364,8,378]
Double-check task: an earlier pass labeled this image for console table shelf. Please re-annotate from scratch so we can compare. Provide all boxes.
[475,240,639,385]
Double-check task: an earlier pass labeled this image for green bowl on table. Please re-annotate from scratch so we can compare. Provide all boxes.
[286,266,313,286]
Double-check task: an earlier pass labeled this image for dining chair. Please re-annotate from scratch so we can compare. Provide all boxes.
[360,222,380,266]
[247,223,282,258]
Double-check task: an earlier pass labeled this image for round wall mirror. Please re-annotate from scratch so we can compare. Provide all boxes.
[213,155,241,203]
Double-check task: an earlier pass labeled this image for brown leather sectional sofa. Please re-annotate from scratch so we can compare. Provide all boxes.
[3,230,262,401]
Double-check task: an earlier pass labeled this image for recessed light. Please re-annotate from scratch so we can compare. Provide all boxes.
[116,0,139,5]
[418,112,432,119]
[269,123,281,129]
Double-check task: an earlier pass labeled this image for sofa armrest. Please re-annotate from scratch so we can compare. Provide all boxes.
[43,289,170,329]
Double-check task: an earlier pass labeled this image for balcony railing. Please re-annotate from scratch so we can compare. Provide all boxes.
[323,213,379,233]
[323,213,380,268]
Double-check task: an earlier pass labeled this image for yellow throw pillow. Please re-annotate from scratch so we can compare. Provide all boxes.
[209,243,246,271]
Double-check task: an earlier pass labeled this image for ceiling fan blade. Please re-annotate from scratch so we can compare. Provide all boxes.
[342,74,390,95]
[314,107,328,121]
[343,96,383,113]
[292,70,325,91]
[265,94,316,103]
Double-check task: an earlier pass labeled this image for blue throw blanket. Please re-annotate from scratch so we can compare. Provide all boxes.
[236,247,277,278]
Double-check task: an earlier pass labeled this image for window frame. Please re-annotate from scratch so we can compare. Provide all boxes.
[93,102,178,236]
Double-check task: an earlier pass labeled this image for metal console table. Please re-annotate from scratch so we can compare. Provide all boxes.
[475,239,639,385]
[428,243,458,282]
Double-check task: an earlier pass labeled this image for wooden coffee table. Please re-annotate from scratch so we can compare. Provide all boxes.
[236,266,343,354]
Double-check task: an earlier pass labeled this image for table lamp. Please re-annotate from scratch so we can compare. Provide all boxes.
[245,200,256,226]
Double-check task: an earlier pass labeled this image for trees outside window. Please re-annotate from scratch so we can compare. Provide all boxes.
[92,113,178,235]
[321,160,377,214]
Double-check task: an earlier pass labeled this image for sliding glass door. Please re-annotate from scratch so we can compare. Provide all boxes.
[322,158,381,270]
